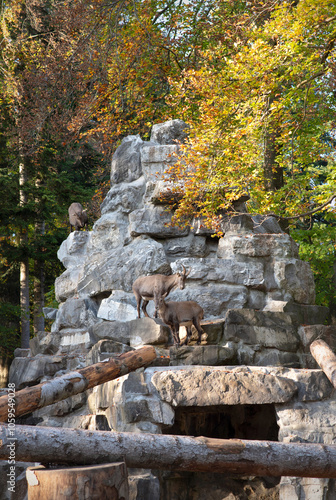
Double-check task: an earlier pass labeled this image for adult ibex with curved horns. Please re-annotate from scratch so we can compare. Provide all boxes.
[132,265,191,319]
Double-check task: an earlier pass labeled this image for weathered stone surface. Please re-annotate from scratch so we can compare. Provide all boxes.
[93,371,149,413]
[77,236,170,296]
[171,257,264,287]
[150,119,189,145]
[247,289,266,310]
[140,144,179,182]
[223,309,299,351]
[86,212,130,253]
[101,176,145,215]
[90,317,170,347]
[123,398,174,426]
[98,291,138,322]
[190,217,216,236]
[58,329,96,354]
[37,392,87,418]
[217,233,299,259]
[298,325,327,348]
[9,355,67,390]
[201,318,225,344]
[279,477,335,500]
[273,259,316,304]
[145,178,183,206]
[86,339,132,365]
[276,396,336,444]
[253,350,301,369]
[51,297,99,332]
[43,307,58,320]
[169,284,248,318]
[161,234,208,258]
[129,318,170,347]
[251,215,284,234]
[150,367,298,406]
[30,330,62,356]
[220,214,255,234]
[110,134,144,184]
[128,473,160,500]
[272,367,333,402]
[234,343,301,368]
[55,266,85,302]
[169,345,235,366]
[129,206,189,238]
[14,348,30,358]
[90,320,132,345]
[57,231,91,269]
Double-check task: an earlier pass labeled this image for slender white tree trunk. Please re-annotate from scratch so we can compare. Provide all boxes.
[19,160,30,348]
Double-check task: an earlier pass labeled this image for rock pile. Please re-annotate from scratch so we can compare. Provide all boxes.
[4,120,336,500]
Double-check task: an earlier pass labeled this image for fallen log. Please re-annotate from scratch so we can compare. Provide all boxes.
[0,346,156,422]
[310,339,336,388]
[1,424,336,478]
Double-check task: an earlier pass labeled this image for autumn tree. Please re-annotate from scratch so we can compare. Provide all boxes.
[0,0,103,349]
[0,0,214,350]
[166,0,336,230]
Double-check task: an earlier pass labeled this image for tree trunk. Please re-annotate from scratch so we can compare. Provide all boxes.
[26,463,129,500]
[330,259,336,323]
[33,216,45,335]
[2,424,336,478]
[19,160,30,348]
[310,339,336,388]
[0,346,156,421]
[33,257,45,334]
[263,95,283,192]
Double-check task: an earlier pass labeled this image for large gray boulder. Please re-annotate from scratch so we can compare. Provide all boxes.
[150,119,189,145]
[100,177,145,215]
[110,134,144,184]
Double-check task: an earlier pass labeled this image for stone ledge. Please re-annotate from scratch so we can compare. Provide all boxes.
[169,345,235,366]
[147,366,332,407]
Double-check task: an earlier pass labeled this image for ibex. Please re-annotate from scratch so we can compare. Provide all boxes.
[157,297,204,347]
[68,202,88,232]
[132,265,190,319]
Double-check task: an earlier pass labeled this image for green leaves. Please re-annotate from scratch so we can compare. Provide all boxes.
[166,0,336,227]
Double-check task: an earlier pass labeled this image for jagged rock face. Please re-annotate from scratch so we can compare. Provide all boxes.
[53,119,318,334]
[8,120,335,500]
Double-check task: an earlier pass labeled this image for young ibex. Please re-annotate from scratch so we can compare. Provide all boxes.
[68,202,88,232]
[132,265,190,319]
[157,297,204,347]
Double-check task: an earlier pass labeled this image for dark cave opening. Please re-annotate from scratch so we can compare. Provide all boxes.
[160,404,281,498]
[164,403,279,442]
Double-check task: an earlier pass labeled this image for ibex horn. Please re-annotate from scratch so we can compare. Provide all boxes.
[182,265,191,277]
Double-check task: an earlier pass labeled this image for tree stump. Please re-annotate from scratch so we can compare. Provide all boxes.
[26,462,129,499]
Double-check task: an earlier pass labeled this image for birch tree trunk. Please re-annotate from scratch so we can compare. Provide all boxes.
[33,214,45,335]
[19,159,30,348]
[2,424,336,478]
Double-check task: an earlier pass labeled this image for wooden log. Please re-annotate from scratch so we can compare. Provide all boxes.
[310,339,336,388]
[1,424,336,478]
[26,463,129,500]
[0,346,156,422]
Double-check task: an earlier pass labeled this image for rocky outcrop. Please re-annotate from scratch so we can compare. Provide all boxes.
[5,120,335,500]
[49,119,326,366]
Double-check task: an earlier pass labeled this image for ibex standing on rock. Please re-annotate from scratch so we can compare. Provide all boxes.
[68,202,88,232]
[157,297,204,347]
[132,265,190,319]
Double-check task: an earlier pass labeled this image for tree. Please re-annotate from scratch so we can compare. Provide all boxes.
[165,0,336,232]
[0,0,103,349]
